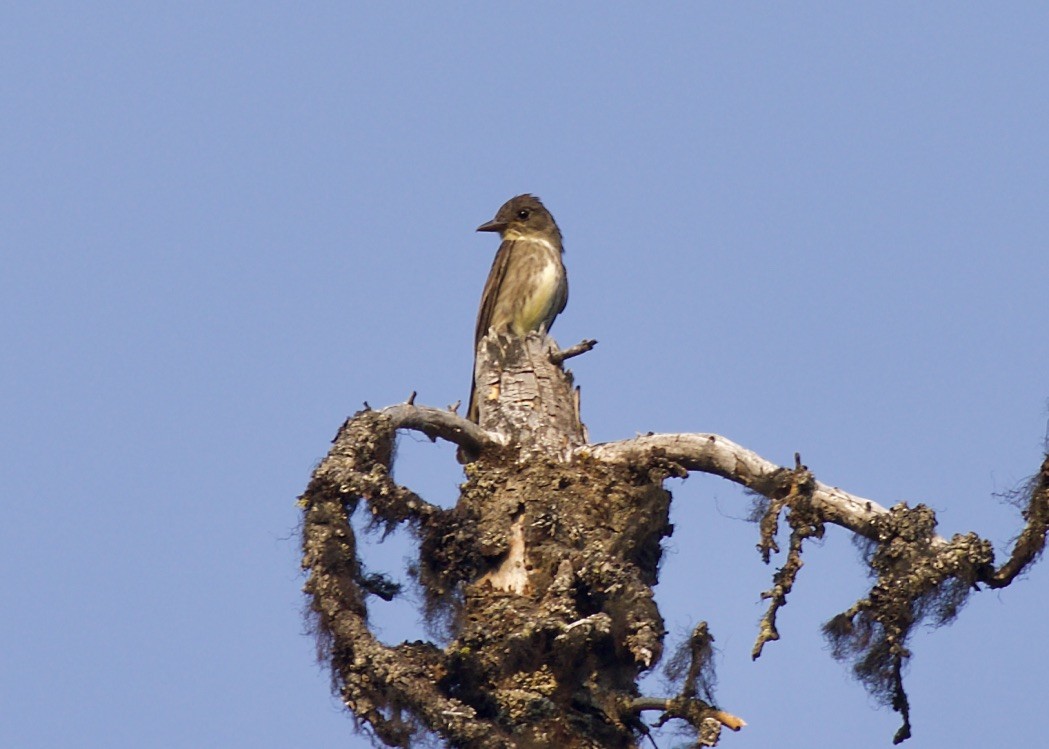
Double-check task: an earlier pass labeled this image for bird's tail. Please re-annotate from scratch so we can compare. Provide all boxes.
[466,374,479,424]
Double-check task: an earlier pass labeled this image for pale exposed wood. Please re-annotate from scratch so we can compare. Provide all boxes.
[377,401,934,544]
[479,513,532,595]
[472,332,586,460]
[378,399,896,541]
[380,402,503,451]
[584,432,897,541]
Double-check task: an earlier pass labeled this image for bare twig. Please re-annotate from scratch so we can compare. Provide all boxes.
[550,338,598,364]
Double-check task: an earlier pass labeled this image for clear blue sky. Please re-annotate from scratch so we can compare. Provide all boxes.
[3,4,1047,748]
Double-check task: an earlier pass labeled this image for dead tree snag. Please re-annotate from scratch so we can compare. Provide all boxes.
[299,331,1049,747]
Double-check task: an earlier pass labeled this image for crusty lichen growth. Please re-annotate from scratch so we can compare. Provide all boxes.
[301,339,1049,747]
[743,454,1043,744]
[823,503,994,744]
[750,459,826,659]
[663,622,717,706]
[301,410,505,748]
[425,453,673,746]
[301,344,689,747]
[988,453,1049,587]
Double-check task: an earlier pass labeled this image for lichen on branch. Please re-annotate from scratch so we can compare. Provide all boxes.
[300,334,1049,746]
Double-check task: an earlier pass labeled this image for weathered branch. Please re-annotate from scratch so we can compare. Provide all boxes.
[584,433,897,541]
[304,410,436,526]
[586,432,1049,743]
[381,402,503,454]
[302,457,512,747]
[627,695,745,747]
[622,623,745,745]
[987,454,1049,587]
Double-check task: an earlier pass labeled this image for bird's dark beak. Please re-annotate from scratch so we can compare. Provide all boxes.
[476,218,506,233]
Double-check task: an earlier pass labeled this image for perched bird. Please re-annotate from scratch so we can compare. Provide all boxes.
[467,194,568,423]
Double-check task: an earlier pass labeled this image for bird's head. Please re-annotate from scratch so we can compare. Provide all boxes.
[477,194,562,246]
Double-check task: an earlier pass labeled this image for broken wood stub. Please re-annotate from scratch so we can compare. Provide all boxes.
[472,332,586,459]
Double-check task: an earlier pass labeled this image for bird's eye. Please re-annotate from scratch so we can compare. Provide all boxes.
[517,209,530,219]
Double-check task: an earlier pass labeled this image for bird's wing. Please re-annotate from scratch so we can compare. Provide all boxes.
[555,267,568,318]
[474,239,515,344]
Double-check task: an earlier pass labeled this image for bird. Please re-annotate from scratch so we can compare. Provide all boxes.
[467,194,568,423]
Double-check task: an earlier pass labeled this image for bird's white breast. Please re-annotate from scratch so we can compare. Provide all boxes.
[516,245,565,334]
